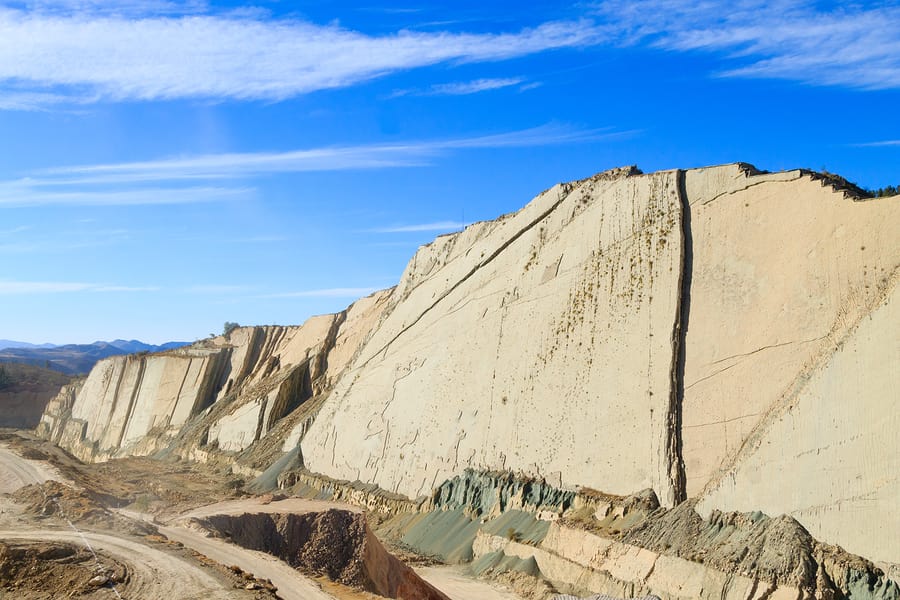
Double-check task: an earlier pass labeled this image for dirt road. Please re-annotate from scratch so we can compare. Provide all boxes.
[0,443,253,599]
[0,527,249,599]
[0,443,66,493]
[120,498,346,600]
[157,523,335,600]
[175,496,362,521]
[1,441,523,600]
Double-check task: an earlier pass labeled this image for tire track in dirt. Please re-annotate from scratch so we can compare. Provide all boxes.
[0,528,248,599]
[0,444,66,493]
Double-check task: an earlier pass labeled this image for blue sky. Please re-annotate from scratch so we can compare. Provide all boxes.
[1,0,898,344]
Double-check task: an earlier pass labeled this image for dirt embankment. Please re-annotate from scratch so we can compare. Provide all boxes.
[201,510,451,600]
[0,540,125,599]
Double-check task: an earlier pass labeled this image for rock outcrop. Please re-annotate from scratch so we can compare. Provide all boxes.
[300,163,899,566]
[38,290,392,465]
[38,163,900,578]
[198,509,450,600]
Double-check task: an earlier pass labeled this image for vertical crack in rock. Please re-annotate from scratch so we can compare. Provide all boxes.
[195,348,232,415]
[667,170,690,505]
[316,309,347,390]
[237,328,266,383]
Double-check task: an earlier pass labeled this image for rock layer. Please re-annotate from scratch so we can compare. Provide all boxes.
[38,163,900,570]
[301,162,900,564]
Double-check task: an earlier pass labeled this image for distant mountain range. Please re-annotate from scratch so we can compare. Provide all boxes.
[0,339,189,375]
[0,340,58,350]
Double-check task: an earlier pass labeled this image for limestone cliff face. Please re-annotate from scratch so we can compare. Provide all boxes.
[303,167,687,506]
[38,163,900,569]
[37,290,392,464]
[300,163,899,565]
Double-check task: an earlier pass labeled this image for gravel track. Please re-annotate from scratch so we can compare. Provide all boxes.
[0,528,248,599]
[0,444,66,493]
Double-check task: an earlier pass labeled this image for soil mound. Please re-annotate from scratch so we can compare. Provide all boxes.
[12,480,155,536]
[201,509,450,600]
[0,540,125,598]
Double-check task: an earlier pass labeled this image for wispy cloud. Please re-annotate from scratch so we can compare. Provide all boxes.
[0,183,252,207]
[393,77,528,97]
[185,284,252,294]
[0,124,616,207]
[0,280,158,294]
[0,6,606,107]
[593,0,900,90]
[0,225,31,234]
[1,1,894,110]
[850,140,900,148]
[260,287,380,299]
[41,124,604,182]
[371,220,463,233]
[0,90,98,111]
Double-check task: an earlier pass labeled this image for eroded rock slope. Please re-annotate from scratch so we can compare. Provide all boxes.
[39,163,900,573]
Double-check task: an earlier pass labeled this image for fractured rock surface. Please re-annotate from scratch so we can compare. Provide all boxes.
[38,163,900,572]
[304,167,687,505]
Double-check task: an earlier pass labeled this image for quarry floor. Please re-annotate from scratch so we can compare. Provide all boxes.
[0,430,523,600]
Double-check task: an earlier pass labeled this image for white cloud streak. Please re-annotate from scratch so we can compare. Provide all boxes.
[851,140,900,148]
[593,0,900,90]
[260,287,380,299]
[0,280,158,294]
[394,77,527,97]
[0,124,618,207]
[372,220,464,233]
[0,184,252,207]
[1,0,895,108]
[0,225,30,234]
[185,284,251,294]
[0,7,606,106]
[11,1,209,17]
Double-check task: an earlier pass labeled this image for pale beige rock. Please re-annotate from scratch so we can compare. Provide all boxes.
[697,278,900,565]
[36,162,900,573]
[208,398,265,452]
[682,165,900,499]
[38,293,389,463]
[303,169,686,504]
[474,527,787,600]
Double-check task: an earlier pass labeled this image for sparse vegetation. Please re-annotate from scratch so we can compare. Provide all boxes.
[870,185,898,198]
[815,169,898,199]
[223,321,240,336]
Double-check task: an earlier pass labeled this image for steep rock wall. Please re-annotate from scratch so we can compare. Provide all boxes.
[37,163,900,570]
[696,281,900,566]
[299,163,899,564]
[39,349,231,461]
[680,166,899,498]
[303,168,687,505]
[37,290,392,464]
